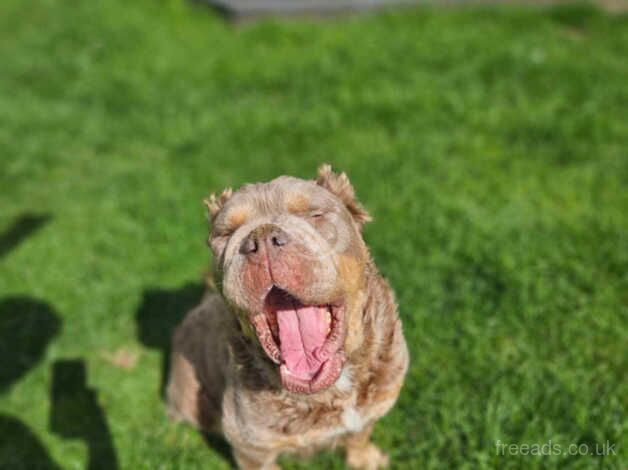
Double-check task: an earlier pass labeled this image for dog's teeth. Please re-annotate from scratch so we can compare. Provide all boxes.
[325,311,331,325]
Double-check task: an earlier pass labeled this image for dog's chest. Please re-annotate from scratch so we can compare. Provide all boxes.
[272,374,377,446]
[329,404,369,436]
[280,394,369,448]
[225,353,404,452]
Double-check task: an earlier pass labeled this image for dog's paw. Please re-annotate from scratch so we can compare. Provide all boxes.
[346,443,390,470]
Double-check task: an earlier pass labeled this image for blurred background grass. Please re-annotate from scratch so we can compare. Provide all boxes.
[0,0,627,468]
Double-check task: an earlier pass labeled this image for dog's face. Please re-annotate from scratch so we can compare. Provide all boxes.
[207,165,371,394]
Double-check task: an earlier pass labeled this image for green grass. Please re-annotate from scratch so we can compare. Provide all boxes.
[1,0,627,468]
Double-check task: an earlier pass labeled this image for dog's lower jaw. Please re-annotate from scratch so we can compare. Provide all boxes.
[251,294,348,394]
[279,350,346,394]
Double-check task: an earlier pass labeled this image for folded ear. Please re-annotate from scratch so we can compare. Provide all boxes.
[203,187,233,222]
[316,164,372,228]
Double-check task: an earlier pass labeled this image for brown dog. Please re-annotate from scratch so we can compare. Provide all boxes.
[167,165,408,469]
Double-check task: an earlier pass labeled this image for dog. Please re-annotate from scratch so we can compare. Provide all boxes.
[167,165,409,469]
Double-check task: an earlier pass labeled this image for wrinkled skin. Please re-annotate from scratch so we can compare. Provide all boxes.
[167,165,409,470]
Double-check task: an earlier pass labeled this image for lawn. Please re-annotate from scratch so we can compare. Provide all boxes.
[0,0,627,468]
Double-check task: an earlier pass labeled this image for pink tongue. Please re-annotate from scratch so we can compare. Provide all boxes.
[277,305,328,380]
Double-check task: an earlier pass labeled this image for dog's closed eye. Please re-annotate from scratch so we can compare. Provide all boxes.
[209,226,234,253]
[212,230,232,240]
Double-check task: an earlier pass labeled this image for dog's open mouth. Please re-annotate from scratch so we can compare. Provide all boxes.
[251,286,346,394]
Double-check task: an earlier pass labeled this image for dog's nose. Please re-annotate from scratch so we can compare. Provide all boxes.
[270,227,289,247]
[240,224,290,256]
[240,236,258,255]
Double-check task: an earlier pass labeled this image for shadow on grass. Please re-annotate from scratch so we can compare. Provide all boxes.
[0,298,119,469]
[0,216,119,468]
[0,213,51,260]
[0,415,61,470]
[49,359,119,470]
[0,213,59,469]
[0,296,61,469]
[135,282,236,467]
[0,297,61,393]
[135,282,205,396]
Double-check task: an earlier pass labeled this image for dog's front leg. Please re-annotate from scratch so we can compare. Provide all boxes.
[345,423,389,470]
[232,446,280,470]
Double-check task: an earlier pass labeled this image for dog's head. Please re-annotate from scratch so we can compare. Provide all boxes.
[206,165,372,394]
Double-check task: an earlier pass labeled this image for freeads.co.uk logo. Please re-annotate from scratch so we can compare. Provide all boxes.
[495,440,618,457]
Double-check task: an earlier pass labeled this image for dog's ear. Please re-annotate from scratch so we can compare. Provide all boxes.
[203,187,233,222]
[316,164,372,228]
